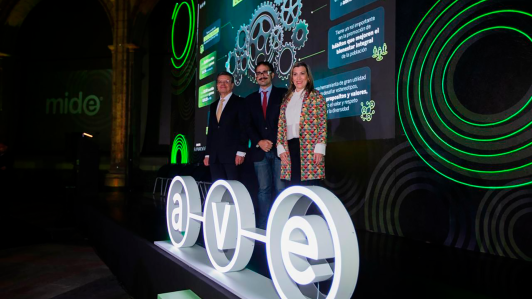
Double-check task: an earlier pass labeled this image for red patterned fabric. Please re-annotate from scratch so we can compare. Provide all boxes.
[277,90,327,181]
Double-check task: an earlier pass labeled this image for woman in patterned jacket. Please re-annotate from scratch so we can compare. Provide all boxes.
[276,62,327,186]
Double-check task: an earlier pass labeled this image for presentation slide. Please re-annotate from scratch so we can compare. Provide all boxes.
[194,0,396,151]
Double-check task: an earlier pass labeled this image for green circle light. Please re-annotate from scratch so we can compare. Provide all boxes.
[171,1,195,69]
[397,0,532,189]
[424,24,532,158]
[441,27,532,128]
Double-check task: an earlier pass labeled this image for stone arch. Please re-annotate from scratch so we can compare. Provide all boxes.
[0,0,114,30]
[96,0,115,32]
[1,0,42,27]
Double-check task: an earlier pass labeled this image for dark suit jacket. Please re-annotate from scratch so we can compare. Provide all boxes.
[245,86,288,162]
[206,94,248,164]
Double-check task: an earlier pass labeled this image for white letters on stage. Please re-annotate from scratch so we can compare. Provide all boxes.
[156,176,359,299]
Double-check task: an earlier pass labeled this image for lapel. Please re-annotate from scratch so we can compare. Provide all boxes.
[256,90,265,118]
[303,90,310,109]
[299,90,309,130]
[265,86,279,119]
[212,99,220,124]
[217,94,233,124]
[285,89,308,106]
[284,89,293,106]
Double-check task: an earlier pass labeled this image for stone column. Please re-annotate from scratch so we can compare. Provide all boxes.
[105,0,130,187]
[0,53,9,138]
[0,54,4,113]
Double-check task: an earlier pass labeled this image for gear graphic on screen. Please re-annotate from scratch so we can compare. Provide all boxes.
[225,0,308,85]
[291,19,308,50]
[275,42,297,80]
[278,0,302,30]
[269,25,284,51]
[226,50,243,85]
[235,24,250,54]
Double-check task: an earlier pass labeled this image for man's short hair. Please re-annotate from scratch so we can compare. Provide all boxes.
[216,71,235,83]
[255,61,274,73]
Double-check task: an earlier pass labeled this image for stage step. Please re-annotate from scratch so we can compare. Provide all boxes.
[158,290,201,299]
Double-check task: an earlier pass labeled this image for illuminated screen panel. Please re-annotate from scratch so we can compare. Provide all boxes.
[193,0,396,151]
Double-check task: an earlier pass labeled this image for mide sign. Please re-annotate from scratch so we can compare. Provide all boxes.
[164,176,359,299]
[46,92,102,116]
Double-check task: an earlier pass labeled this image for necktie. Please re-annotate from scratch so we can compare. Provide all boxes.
[216,98,225,122]
[262,91,268,119]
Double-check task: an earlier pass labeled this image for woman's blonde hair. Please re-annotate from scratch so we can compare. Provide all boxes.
[283,61,315,102]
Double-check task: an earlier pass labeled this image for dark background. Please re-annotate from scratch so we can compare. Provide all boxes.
[0,0,531,264]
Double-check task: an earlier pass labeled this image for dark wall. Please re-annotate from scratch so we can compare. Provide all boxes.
[323,0,532,261]
[1,0,531,263]
[2,0,112,156]
[154,0,532,261]
[138,0,196,158]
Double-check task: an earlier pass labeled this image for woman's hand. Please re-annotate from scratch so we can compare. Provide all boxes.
[314,153,324,165]
[280,152,289,164]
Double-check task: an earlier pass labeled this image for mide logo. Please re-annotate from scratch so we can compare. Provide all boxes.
[165,176,359,299]
[46,92,102,116]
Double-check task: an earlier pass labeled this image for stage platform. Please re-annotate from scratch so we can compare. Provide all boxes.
[83,191,532,299]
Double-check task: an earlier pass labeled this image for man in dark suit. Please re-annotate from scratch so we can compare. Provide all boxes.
[245,61,287,229]
[203,71,247,181]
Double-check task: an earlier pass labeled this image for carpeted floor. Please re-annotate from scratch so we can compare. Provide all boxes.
[0,168,133,299]
[0,243,131,299]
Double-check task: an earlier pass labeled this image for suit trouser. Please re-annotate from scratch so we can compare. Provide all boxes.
[286,139,322,216]
[210,161,238,181]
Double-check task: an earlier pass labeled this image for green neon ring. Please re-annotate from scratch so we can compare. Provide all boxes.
[419,9,532,145]
[412,10,532,169]
[171,2,190,60]
[441,27,532,127]
[397,0,532,188]
[171,1,195,69]
[423,25,532,157]
[408,5,532,171]
[420,19,532,142]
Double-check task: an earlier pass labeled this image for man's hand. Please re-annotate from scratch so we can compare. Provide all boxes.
[280,152,289,164]
[235,155,245,166]
[203,157,209,166]
[314,153,324,165]
[258,140,273,152]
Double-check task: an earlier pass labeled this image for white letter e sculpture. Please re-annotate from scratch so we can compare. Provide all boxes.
[166,176,359,299]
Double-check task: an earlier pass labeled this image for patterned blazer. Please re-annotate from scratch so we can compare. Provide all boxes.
[277,89,327,181]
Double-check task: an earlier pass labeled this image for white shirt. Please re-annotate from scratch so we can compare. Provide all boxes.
[285,89,304,139]
[205,92,246,158]
[277,90,326,156]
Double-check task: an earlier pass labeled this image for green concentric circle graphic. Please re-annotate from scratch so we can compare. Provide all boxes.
[170,1,197,97]
[397,0,532,189]
[441,27,532,128]
[171,0,195,69]
[476,185,532,260]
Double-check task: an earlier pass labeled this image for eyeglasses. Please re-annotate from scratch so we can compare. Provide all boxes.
[217,80,232,85]
[255,70,272,77]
